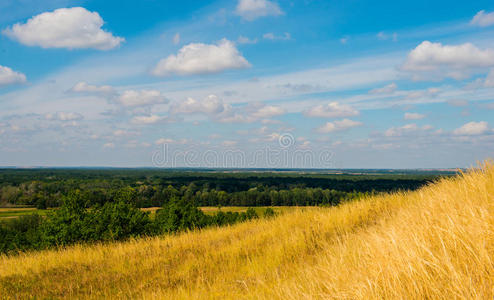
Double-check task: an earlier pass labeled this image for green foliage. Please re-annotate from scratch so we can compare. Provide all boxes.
[85,201,151,241]
[0,214,43,253]
[40,191,89,246]
[154,197,207,233]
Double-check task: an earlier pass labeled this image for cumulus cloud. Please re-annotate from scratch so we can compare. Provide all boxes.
[217,102,285,123]
[45,112,83,121]
[235,0,283,21]
[402,41,494,80]
[316,119,362,133]
[3,7,124,50]
[151,39,250,76]
[304,102,359,118]
[116,90,167,107]
[171,95,228,115]
[249,104,285,118]
[131,115,164,125]
[369,82,397,94]
[384,124,433,137]
[69,81,115,95]
[453,121,490,136]
[471,10,494,27]
[0,65,26,87]
[404,112,425,120]
[170,95,284,123]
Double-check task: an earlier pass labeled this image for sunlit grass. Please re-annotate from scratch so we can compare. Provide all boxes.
[0,162,492,299]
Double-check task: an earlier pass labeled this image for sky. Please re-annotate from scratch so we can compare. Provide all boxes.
[1,0,494,169]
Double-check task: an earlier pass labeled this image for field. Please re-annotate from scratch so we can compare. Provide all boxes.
[0,163,492,299]
[0,206,292,219]
[0,208,49,219]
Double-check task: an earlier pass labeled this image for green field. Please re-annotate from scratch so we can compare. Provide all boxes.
[0,208,49,219]
[0,206,294,219]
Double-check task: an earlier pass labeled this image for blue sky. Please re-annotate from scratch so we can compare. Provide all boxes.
[1,0,494,168]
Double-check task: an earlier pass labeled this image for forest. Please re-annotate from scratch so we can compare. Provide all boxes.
[0,168,450,208]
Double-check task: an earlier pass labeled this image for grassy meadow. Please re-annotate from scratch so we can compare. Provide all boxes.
[0,163,493,299]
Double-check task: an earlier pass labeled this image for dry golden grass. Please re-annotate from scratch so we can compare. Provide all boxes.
[1,163,493,299]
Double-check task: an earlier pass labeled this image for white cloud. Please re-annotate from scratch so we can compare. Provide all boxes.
[369,82,397,94]
[402,41,494,80]
[471,10,494,27]
[263,32,291,40]
[235,0,283,21]
[151,39,250,76]
[340,37,349,44]
[116,90,167,107]
[131,115,163,125]
[170,97,284,123]
[173,33,180,45]
[3,7,124,50]
[0,65,26,87]
[316,119,362,133]
[384,124,433,137]
[45,112,83,121]
[170,95,284,123]
[237,35,258,44]
[453,121,490,136]
[217,102,285,123]
[304,102,359,118]
[404,112,425,120]
[69,81,115,95]
[155,138,188,145]
[171,95,228,115]
[249,104,285,118]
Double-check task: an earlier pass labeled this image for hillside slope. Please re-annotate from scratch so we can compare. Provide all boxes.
[1,163,493,299]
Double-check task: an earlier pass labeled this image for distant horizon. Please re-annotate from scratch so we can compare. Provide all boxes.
[0,165,462,172]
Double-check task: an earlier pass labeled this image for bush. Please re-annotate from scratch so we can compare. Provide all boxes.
[154,197,208,233]
[0,214,43,253]
[85,201,152,241]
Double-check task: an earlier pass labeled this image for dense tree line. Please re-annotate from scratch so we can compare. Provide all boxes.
[0,191,268,254]
[0,168,444,208]
[0,182,369,209]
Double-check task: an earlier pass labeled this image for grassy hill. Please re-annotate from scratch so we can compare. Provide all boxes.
[1,163,493,299]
